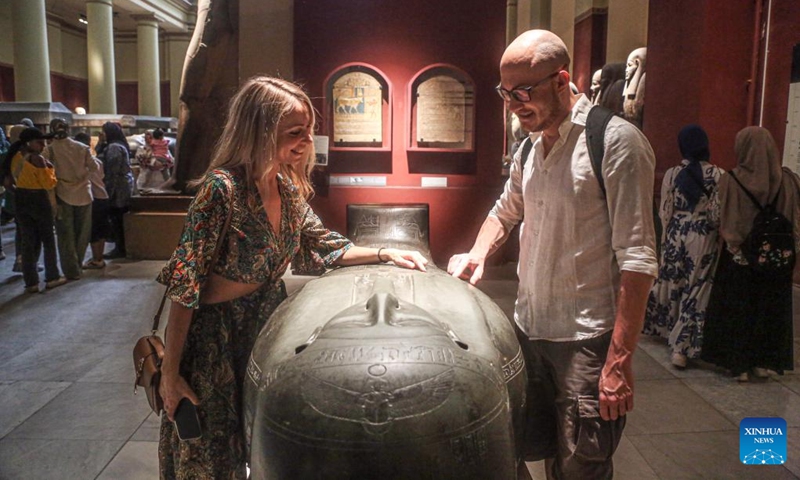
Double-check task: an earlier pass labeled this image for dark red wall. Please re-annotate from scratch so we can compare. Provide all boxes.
[645,0,756,178]
[573,9,607,95]
[51,72,89,112]
[295,0,507,264]
[160,81,171,117]
[116,82,138,115]
[0,63,14,102]
[115,81,173,116]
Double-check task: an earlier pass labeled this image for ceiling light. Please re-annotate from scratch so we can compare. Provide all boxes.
[79,14,88,25]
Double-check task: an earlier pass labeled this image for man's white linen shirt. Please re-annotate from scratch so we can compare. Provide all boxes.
[490,95,658,341]
[45,138,98,206]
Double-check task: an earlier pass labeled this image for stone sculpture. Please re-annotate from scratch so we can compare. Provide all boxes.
[597,62,626,115]
[623,47,646,129]
[590,69,602,105]
[169,0,240,191]
[243,205,526,479]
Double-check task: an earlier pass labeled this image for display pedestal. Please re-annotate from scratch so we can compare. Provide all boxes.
[124,195,191,260]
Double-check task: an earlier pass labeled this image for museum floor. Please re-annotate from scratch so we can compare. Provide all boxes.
[0,221,799,480]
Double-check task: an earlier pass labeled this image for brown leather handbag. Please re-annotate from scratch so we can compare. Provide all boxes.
[133,330,166,413]
[133,200,234,414]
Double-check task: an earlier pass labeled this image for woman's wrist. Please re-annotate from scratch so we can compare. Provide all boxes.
[377,247,387,263]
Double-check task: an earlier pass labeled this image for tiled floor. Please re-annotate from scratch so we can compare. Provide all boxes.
[0,221,799,479]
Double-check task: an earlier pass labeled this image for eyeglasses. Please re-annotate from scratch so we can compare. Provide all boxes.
[495,71,562,102]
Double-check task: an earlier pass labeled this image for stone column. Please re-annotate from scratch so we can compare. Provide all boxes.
[506,0,518,45]
[11,0,52,102]
[87,0,117,114]
[134,15,161,116]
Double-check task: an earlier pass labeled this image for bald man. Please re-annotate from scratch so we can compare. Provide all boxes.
[448,30,657,479]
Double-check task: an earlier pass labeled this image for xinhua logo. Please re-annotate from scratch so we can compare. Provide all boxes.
[740,417,787,465]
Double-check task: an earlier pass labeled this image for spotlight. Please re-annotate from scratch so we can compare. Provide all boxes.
[79,14,88,25]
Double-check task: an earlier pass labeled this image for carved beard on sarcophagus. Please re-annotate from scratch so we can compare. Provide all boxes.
[243,268,527,480]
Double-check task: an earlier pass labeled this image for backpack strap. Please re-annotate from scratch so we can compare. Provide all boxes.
[519,136,534,169]
[585,105,615,198]
[728,171,766,211]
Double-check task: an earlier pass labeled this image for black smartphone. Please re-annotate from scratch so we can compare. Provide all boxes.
[174,398,202,441]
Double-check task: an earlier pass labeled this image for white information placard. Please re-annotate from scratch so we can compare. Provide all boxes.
[783,44,800,174]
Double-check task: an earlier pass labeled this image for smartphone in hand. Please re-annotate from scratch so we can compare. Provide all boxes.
[174,398,202,441]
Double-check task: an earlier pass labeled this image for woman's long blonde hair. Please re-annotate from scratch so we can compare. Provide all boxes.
[194,76,316,198]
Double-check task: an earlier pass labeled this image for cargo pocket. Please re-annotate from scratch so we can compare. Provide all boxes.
[572,395,615,463]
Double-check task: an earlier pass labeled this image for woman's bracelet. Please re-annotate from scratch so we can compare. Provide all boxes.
[377,247,387,263]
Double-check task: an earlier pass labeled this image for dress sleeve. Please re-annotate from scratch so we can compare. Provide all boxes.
[291,202,353,275]
[156,171,233,308]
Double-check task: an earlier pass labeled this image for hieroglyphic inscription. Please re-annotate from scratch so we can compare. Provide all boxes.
[301,368,456,435]
[450,430,489,464]
[332,72,383,143]
[501,347,524,382]
[246,356,262,385]
[311,345,458,366]
[353,213,380,238]
[351,273,415,305]
[416,75,469,144]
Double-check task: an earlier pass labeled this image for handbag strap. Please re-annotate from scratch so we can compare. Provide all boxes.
[150,190,235,333]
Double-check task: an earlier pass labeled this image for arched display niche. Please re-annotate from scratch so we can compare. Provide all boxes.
[407,64,476,174]
[323,63,392,173]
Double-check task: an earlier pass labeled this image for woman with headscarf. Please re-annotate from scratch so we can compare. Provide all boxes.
[98,122,134,259]
[702,127,799,381]
[597,62,626,115]
[644,124,722,369]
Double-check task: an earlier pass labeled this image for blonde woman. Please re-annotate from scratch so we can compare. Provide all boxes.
[156,76,427,478]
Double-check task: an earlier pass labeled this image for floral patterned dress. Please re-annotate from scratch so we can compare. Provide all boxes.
[643,160,722,358]
[156,168,352,479]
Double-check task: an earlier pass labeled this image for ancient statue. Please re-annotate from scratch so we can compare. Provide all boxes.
[244,205,527,479]
[590,69,602,105]
[623,47,646,129]
[168,0,240,192]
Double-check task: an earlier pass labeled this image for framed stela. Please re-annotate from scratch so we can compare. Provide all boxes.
[325,64,392,151]
[409,65,475,152]
[407,64,477,174]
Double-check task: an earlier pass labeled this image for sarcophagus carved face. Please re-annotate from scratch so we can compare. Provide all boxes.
[244,265,526,479]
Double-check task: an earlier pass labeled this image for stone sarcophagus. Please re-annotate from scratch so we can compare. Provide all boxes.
[243,204,526,479]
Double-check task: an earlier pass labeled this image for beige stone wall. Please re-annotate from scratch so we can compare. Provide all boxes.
[550,0,576,70]
[42,20,88,79]
[47,21,63,73]
[60,29,88,79]
[0,0,11,65]
[606,0,648,63]
[164,35,190,117]
[240,0,293,81]
[516,0,552,34]
[115,37,138,82]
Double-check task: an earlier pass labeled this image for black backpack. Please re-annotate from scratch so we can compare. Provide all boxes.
[518,105,616,198]
[728,171,796,274]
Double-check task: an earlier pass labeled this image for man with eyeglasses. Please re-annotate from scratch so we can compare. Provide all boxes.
[448,30,657,479]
